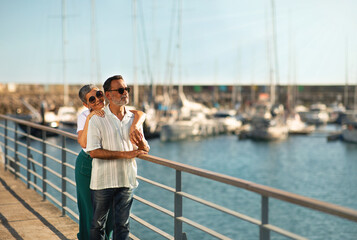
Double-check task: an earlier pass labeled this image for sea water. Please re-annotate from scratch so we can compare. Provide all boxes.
[132,125,357,240]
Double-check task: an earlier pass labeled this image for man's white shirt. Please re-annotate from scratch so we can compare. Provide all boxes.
[86,105,149,190]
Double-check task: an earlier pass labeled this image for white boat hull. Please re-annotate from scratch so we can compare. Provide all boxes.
[249,125,289,141]
[160,120,220,142]
[342,129,357,143]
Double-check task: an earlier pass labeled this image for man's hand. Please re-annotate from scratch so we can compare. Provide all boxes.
[126,149,148,159]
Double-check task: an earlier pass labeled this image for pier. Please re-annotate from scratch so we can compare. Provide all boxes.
[0,162,77,239]
[1,114,357,239]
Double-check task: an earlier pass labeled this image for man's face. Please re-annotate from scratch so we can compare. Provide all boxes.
[106,79,129,106]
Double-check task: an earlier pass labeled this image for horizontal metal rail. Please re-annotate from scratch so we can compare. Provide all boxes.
[1,114,357,240]
[177,191,261,225]
[134,195,174,217]
[138,154,357,223]
[131,213,174,239]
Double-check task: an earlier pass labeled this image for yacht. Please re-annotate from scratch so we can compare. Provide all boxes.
[287,113,315,135]
[342,122,357,143]
[341,112,357,143]
[212,110,242,134]
[57,106,77,127]
[248,102,288,141]
[327,102,346,124]
[160,95,219,142]
[15,99,59,137]
[304,103,329,125]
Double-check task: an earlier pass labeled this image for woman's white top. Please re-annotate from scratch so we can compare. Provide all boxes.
[76,109,90,152]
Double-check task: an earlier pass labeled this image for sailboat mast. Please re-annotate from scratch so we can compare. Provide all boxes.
[287,9,293,112]
[151,0,157,99]
[164,0,177,106]
[265,5,274,105]
[177,0,183,97]
[62,0,68,106]
[231,50,241,108]
[91,0,101,85]
[271,0,279,104]
[344,39,349,107]
[132,0,139,107]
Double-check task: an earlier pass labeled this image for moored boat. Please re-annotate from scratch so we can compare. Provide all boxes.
[287,113,315,135]
[247,102,288,141]
[305,103,329,125]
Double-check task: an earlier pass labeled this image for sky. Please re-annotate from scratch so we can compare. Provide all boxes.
[0,0,357,86]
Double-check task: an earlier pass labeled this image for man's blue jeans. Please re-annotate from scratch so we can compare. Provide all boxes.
[90,187,134,240]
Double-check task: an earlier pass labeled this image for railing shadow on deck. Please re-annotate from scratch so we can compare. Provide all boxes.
[0,114,357,240]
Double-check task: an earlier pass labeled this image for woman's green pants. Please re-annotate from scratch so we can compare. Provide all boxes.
[75,150,112,240]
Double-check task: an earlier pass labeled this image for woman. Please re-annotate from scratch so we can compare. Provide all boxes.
[75,84,145,240]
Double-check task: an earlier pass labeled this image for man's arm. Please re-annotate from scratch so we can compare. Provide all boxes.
[89,148,147,159]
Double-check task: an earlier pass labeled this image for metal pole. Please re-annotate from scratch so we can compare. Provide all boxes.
[61,136,67,216]
[4,119,8,171]
[42,130,47,200]
[174,170,183,240]
[14,123,18,178]
[26,126,31,188]
[260,196,270,240]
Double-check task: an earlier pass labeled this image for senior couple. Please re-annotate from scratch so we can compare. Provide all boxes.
[75,75,149,240]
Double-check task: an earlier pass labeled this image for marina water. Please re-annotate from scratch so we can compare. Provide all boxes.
[2,123,357,239]
[134,125,357,240]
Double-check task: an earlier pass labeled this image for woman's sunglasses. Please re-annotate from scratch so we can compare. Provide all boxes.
[88,90,104,104]
[107,87,131,94]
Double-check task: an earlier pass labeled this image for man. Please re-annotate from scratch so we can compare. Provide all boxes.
[86,75,149,240]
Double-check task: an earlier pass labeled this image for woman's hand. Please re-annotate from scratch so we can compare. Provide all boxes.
[129,126,143,146]
[89,109,105,119]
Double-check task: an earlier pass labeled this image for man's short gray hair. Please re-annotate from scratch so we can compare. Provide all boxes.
[78,84,97,103]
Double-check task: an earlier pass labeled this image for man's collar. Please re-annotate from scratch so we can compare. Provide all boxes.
[105,105,133,118]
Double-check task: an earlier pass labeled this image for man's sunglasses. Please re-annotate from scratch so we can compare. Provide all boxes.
[107,87,131,94]
[88,90,104,104]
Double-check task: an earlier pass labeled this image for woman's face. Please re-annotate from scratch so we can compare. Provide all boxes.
[85,88,105,111]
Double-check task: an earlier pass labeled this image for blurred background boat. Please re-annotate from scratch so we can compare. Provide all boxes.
[212,109,242,134]
[247,102,288,141]
[341,112,357,143]
[287,112,315,135]
[304,103,330,125]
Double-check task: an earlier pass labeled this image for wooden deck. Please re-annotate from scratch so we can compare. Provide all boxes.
[0,163,78,240]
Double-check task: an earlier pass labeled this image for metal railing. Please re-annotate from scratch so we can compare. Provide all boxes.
[1,114,357,240]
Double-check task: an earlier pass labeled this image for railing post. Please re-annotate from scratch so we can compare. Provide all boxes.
[61,135,67,216]
[174,170,183,240]
[26,125,31,188]
[4,119,8,171]
[14,123,19,178]
[42,130,47,200]
[260,196,270,240]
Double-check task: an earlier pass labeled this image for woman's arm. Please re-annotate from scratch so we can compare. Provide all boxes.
[77,110,104,148]
[129,110,146,145]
